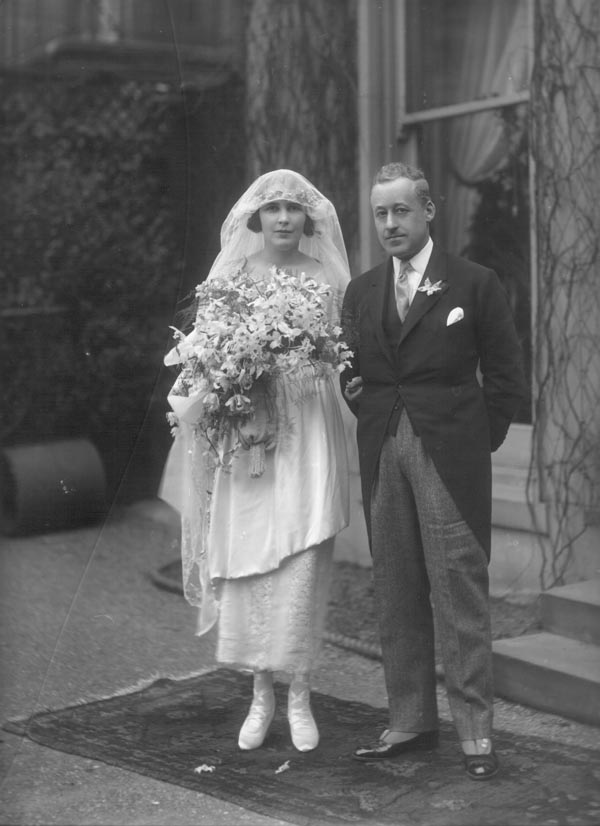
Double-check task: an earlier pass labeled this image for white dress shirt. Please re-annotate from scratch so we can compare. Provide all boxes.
[393,237,434,305]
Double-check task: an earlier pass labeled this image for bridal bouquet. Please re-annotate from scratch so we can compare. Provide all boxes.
[165,265,351,471]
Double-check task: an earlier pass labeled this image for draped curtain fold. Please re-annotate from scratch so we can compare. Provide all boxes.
[446,0,530,251]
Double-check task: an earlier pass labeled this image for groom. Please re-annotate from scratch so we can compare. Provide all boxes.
[341,162,526,779]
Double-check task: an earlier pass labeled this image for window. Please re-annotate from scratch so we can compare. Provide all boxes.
[400,0,532,423]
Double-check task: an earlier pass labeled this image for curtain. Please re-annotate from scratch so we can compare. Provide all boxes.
[446,0,530,251]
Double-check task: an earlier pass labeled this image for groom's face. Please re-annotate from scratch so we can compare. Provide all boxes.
[370,177,435,260]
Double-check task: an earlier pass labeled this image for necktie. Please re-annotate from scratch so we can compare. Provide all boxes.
[395,260,411,322]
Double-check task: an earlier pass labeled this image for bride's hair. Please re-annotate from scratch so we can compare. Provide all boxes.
[246,209,315,236]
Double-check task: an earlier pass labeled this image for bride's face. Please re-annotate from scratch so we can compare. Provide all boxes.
[258,200,307,252]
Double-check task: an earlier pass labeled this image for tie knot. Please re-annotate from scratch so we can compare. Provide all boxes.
[397,259,411,282]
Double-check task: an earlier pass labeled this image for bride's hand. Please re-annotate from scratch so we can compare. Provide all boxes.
[238,386,277,450]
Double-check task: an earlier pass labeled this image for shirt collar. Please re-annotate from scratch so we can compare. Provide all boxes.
[393,236,434,278]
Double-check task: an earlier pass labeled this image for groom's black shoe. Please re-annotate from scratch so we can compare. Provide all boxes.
[353,730,439,761]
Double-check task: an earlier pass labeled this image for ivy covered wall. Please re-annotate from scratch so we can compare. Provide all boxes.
[0,70,244,499]
[531,0,600,583]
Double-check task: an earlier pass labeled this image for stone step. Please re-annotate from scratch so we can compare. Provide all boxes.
[540,579,600,646]
[493,631,600,726]
[489,526,549,598]
[492,464,548,534]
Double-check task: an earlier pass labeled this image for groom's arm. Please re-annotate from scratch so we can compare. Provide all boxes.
[340,278,362,416]
[475,268,527,451]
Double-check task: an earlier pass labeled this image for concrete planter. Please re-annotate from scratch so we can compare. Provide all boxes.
[0,438,107,536]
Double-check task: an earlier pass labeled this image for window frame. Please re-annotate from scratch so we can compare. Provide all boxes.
[357,0,538,528]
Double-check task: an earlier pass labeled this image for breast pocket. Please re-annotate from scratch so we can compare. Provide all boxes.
[442,310,478,372]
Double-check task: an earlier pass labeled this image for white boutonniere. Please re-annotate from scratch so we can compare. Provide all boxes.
[417,278,445,296]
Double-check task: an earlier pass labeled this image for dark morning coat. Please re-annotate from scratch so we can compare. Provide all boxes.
[340,244,526,558]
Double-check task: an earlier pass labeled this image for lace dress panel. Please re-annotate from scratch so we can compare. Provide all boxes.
[215,539,334,673]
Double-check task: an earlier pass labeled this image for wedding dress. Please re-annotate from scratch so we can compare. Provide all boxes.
[212,364,348,672]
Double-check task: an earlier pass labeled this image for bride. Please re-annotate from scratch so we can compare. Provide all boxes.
[161,169,352,752]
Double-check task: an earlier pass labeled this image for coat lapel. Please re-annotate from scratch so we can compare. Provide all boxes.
[399,246,449,343]
[369,259,396,364]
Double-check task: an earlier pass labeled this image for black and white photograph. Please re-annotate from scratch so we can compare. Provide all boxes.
[1,2,599,824]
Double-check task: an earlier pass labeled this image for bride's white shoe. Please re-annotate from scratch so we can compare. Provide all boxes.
[238,687,275,750]
[288,683,319,752]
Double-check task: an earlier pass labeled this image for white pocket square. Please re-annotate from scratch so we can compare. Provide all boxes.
[446,307,464,326]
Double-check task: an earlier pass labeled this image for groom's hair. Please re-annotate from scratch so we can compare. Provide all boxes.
[373,162,431,207]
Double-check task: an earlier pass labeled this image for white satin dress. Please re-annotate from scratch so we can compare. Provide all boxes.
[210,368,349,673]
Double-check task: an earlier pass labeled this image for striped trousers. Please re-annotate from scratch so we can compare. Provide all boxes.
[370,411,493,740]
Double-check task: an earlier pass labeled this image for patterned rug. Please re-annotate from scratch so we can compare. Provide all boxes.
[5,669,600,826]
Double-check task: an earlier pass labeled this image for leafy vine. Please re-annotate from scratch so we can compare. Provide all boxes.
[529,0,600,585]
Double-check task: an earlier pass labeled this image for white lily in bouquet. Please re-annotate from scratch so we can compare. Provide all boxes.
[165,264,352,475]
